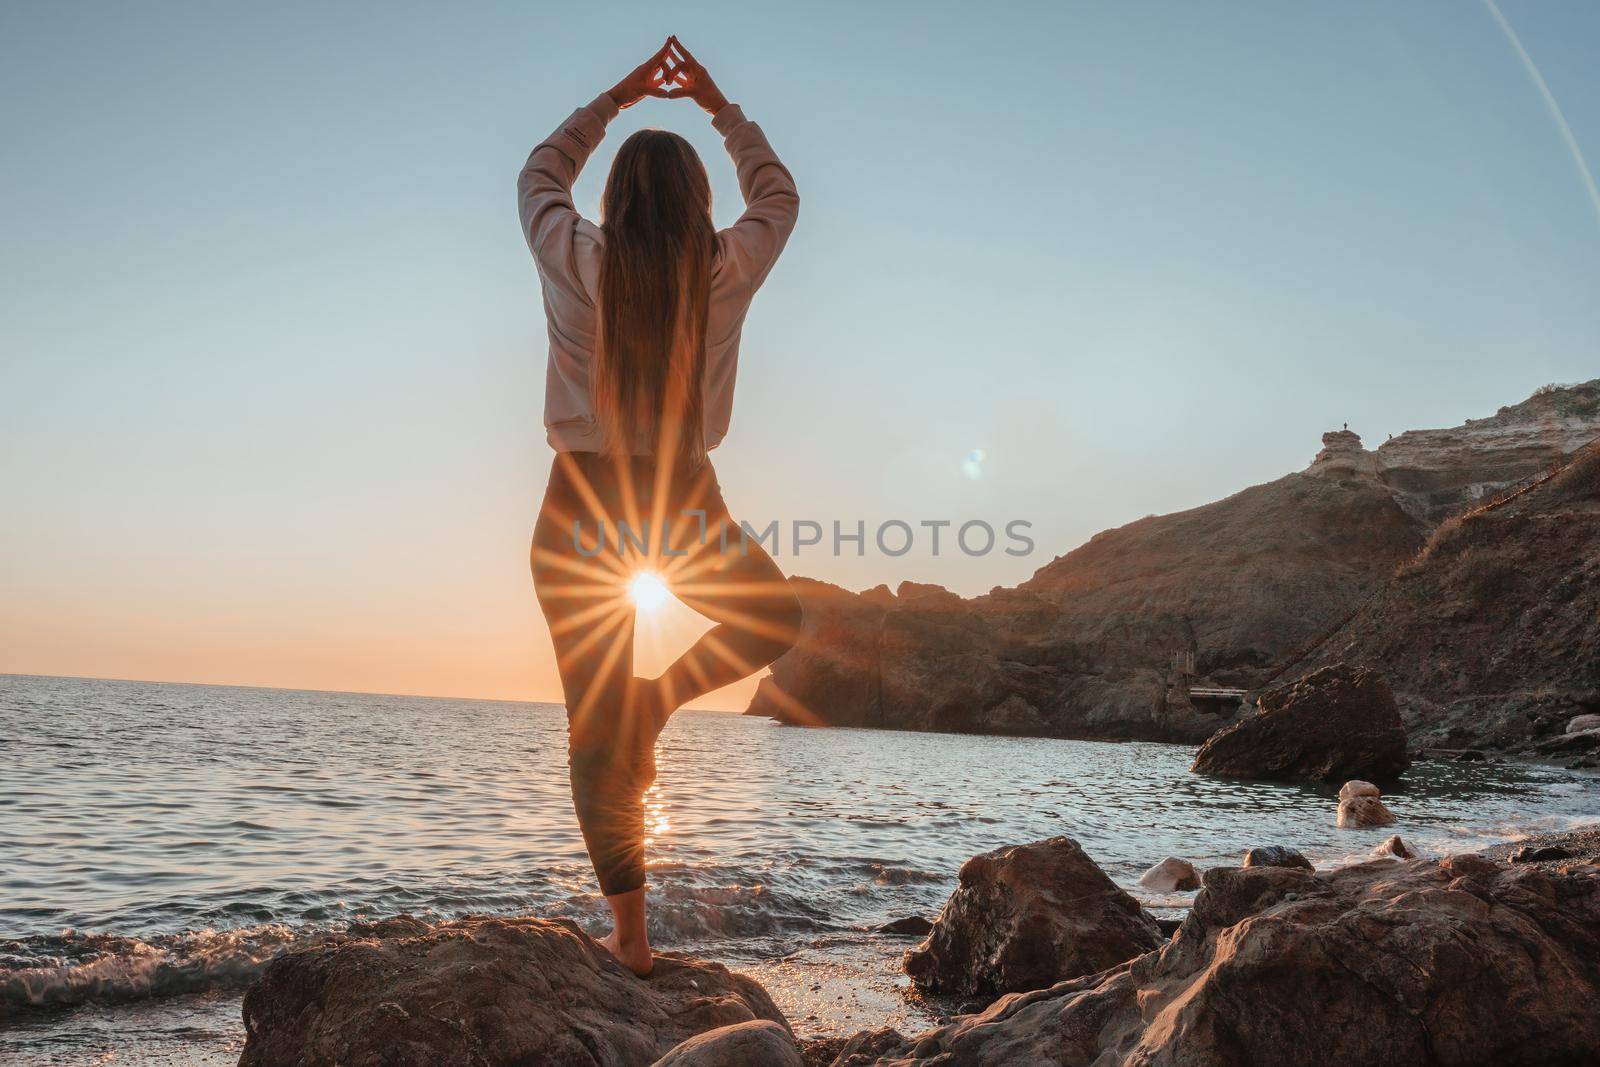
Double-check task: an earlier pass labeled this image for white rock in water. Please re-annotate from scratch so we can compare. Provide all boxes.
[1338,794,1396,828]
[1566,714,1600,735]
[1139,857,1201,892]
[1339,780,1381,802]
[1372,834,1414,859]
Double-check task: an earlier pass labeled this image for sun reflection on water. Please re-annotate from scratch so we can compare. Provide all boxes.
[643,783,670,845]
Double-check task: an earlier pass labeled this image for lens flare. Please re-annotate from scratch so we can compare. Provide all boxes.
[962,448,987,480]
[629,571,670,614]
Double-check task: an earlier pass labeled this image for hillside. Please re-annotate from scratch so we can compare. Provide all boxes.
[1017,472,1424,685]
[1299,442,1600,760]
[747,381,1600,745]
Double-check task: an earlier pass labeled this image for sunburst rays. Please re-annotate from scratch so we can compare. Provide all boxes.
[533,426,825,752]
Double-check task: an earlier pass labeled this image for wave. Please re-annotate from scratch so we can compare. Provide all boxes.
[0,876,845,1014]
[0,924,309,1013]
[642,878,835,942]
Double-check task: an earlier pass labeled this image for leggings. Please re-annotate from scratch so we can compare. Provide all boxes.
[530,451,802,896]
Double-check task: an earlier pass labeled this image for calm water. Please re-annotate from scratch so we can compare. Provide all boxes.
[3,674,1598,1064]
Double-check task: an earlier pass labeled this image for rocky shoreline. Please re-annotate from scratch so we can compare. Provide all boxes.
[236,821,1600,1066]
[231,662,1599,1063]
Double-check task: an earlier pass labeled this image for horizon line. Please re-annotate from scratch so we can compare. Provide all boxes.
[0,671,737,714]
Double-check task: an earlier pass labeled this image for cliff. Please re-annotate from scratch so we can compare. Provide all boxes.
[746,380,1600,745]
[1299,441,1600,760]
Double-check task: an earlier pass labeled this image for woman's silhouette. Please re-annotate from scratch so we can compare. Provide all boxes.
[518,37,802,976]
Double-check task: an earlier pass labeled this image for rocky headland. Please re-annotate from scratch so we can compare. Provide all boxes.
[747,380,1600,755]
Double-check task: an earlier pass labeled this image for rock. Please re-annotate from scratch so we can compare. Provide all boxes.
[1138,857,1201,892]
[1309,428,1370,475]
[836,832,1600,1064]
[1337,779,1398,828]
[1418,747,1490,762]
[1241,846,1314,872]
[1338,793,1398,827]
[1511,844,1574,864]
[1374,834,1414,859]
[653,1020,801,1067]
[1484,827,1600,866]
[1368,381,1600,523]
[1338,779,1381,801]
[1154,916,1184,938]
[1567,713,1600,735]
[1303,424,1600,759]
[1536,729,1600,756]
[1192,663,1409,783]
[827,1027,907,1066]
[799,1036,848,1067]
[745,578,1217,743]
[979,693,1049,734]
[238,916,787,1067]
[903,837,1162,997]
[876,915,933,937]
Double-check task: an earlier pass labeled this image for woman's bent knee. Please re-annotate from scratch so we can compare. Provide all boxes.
[760,589,803,665]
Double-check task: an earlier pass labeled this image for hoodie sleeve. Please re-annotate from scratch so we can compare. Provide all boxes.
[711,103,800,293]
[517,92,620,269]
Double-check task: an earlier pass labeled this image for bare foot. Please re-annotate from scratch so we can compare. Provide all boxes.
[597,928,654,977]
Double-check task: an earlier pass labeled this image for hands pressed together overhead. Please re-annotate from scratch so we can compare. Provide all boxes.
[608,36,728,116]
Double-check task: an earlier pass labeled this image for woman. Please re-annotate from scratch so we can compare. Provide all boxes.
[517,37,803,977]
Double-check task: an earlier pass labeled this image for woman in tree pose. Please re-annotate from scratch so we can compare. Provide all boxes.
[518,37,803,976]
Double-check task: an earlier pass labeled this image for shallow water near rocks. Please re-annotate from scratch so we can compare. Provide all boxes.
[4,674,1597,1064]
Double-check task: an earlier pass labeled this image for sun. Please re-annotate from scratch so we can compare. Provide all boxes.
[629,570,671,614]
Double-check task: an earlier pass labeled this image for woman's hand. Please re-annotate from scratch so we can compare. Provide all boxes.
[606,39,674,110]
[653,37,729,116]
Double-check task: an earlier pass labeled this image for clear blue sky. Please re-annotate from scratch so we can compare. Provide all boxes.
[3,1,1597,703]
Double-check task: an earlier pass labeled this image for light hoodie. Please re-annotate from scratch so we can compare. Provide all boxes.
[517,92,799,454]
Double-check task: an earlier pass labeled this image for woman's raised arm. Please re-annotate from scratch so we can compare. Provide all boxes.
[662,37,800,291]
[516,41,674,265]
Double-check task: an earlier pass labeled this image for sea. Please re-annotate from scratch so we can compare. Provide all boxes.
[3,673,1597,1064]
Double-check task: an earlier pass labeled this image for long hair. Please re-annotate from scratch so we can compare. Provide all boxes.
[594,129,714,464]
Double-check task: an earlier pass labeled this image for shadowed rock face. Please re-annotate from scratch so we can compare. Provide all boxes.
[1018,473,1426,682]
[746,578,1220,743]
[1191,663,1409,783]
[1369,380,1600,522]
[1304,442,1600,762]
[238,917,788,1067]
[832,838,1600,1066]
[903,837,1162,998]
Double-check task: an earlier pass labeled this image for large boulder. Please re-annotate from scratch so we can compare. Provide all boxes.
[652,1020,802,1067]
[238,917,788,1067]
[903,837,1162,997]
[1192,663,1409,782]
[833,833,1600,1065]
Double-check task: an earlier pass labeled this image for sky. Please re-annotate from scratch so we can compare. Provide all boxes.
[3,1,1598,709]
